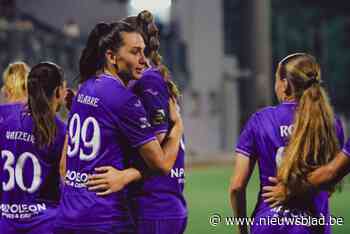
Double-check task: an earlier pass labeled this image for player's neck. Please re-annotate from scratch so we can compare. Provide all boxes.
[101,69,128,87]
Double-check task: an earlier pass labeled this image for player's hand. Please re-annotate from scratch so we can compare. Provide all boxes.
[168,98,184,137]
[169,98,181,124]
[65,88,76,111]
[86,166,127,196]
[262,177,287,207]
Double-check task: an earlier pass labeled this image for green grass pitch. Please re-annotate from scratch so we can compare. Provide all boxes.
[184,165,350,233]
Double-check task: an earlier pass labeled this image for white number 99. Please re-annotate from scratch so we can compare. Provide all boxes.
[67,113,101,161]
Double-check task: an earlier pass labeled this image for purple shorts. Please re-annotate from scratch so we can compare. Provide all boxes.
[134,218,187,234]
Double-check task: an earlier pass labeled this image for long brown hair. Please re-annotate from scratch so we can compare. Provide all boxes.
[123,10,180,99]
[27,62,64,147]
[79,21,138,84]
[277,53,340,194]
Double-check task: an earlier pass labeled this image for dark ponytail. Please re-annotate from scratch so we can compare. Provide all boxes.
[123,11,181,99]
[27,62,63,147]
[79,21,138,84]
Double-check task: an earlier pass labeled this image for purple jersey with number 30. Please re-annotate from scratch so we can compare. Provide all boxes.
[129,68,187,220]
[0,105,66,233]
[236,102,344,234]
[55,75,156,231]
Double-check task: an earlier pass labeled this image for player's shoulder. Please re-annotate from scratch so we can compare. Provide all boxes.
[0,102,23,112]
[83,75,133,108]
[138,68,165,87]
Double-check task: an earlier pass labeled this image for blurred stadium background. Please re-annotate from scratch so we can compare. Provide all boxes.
[1,0,349,233]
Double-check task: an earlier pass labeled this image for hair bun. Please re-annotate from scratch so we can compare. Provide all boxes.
[138,10,154,24]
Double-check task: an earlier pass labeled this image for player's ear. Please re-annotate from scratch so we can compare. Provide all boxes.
[106,49,117,65]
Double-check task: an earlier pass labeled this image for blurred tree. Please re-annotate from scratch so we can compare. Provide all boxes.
[272,0,350,115]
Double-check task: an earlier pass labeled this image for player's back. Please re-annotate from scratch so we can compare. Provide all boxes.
[0,105,65,229]
[129,68,187,220]
[236,101,343,233]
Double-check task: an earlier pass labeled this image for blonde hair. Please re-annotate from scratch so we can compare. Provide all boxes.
[277,53,340,194]
[2,62,29,102]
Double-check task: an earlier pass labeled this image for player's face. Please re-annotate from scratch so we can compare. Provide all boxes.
[116,32,146,80]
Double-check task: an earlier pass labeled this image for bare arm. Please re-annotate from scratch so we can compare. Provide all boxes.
[138,116,183,175]
[229,153,256,234]
[59,134,68,181]
[263,151,350,206]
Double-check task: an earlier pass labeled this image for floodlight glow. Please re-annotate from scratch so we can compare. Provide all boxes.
[130,0,171,12]
[129,0,172,23]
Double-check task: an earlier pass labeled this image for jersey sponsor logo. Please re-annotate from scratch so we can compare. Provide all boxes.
[65,170,89,188]
[77,94,100,107]
[170,167,185,184]
[1,203,46,219]
[152,109,166,125]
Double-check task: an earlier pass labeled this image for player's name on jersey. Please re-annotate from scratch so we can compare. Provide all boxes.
[280,124,294,138]
[77,94,100,107]
[6,130,35,144]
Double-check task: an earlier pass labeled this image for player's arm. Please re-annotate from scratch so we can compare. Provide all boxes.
[87,98,182,195]
[138,99,183,175]
[87,166,142,196]
[229,153,256,234]
[59,134,68,181]
[262,151,350,206]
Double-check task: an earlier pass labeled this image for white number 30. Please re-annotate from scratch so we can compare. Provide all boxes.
[2,151,41,193]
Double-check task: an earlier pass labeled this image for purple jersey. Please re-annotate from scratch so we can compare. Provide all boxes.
[129,68,187,220]
[0,105,66,231]
[0,103,23,123]
[236,102,344,233]
[55,74,156,230]
[342,138,350,157]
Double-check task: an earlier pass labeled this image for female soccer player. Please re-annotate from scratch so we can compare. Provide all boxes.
[0,62,67,234]
[229,53,344,234]
[54,21,183,234]
[88,11,187,234]
[0,62,29,122]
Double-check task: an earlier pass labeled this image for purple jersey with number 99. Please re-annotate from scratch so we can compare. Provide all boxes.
[236,102,344,234]
[55,75,156,231]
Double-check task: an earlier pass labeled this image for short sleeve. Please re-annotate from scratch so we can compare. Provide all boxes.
[117,95,156,148]
[135,77,169,135]
[343,139,350,157]
[235,114,258,158]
